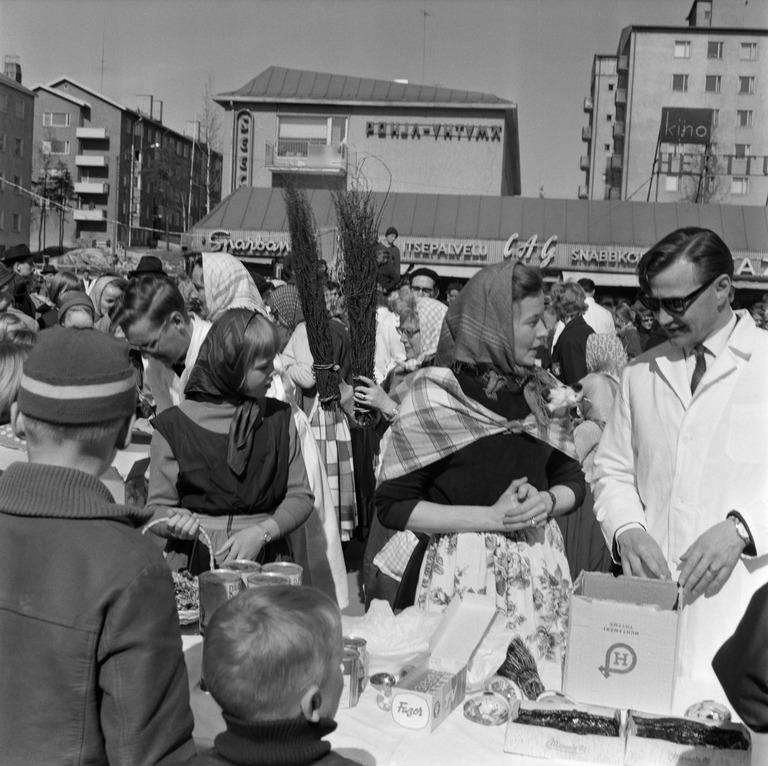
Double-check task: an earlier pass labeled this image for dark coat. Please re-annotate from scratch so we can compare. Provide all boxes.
[551,314,595,385]
[0,462,195,765]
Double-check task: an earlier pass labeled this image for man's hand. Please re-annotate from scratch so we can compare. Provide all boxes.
[617,528,672,580]
[678,521,745,601]
[215,526,267,564]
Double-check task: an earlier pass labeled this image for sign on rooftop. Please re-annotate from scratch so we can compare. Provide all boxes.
[659,107,714,146]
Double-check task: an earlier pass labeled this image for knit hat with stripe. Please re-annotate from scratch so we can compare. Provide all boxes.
[18,327,136,424]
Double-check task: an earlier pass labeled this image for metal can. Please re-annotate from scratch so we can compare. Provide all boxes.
[262,562,303,585]
[245,572,291,588]
[220,560,262,585]
[339,647,360,709]
[199,570,244,635]
[343,636,368,693]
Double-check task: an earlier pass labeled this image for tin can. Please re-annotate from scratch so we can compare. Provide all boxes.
[199,570,244,635]
[343,636,368,693]
[245,572,291,588]
[262,562,303,585]
[220,560,262,585]
[339,647,360,709]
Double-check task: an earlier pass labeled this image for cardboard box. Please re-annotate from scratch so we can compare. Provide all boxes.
[563,572,681,714]
[504,700,624,764]
[625,710,751,766]
[390,593,496,732]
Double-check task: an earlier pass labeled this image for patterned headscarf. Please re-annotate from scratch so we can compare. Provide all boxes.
[586,333,627,381]
[414,297,447,363]
[202,252,265,322]
[269,284,304,332]
[185,308,267,476]
[88,275,121,319]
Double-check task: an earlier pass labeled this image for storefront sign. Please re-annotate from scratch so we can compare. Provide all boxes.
[366,121,502,142]
[235,111,253,188]
[660,153,768,177]
[570,247,643,269]
[207,229,290,256]
[503,234,557,268]
[659,107,714,146]
[735,257,768,278]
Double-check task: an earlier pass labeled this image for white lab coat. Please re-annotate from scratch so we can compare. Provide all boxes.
[593,310,768,712]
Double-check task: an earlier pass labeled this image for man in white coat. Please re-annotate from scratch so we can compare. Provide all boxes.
[593,227,768,712]
[578,277,616,335]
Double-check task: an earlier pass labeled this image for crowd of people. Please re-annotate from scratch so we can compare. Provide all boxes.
[1,225,768,763]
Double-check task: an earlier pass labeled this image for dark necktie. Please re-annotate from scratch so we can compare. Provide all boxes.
[690,344,707,394]
[172,362,185,378]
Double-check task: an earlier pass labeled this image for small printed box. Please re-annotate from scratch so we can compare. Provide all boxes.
[390,593,496,733]
[504,700,625,764]
[563,572,682,714]
[625,709,751,766]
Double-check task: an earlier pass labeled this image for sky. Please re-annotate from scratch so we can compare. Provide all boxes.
[1,0,764,200]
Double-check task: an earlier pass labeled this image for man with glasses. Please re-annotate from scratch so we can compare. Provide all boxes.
[408,267,440,301]
[593,227,768,710]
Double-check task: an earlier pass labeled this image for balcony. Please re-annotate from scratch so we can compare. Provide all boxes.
[618,55,628,71]
[265,140,348,174]
[583,97,593,112]
[581,125,592,141]
[74,181,109,195]
[608,186,621,200]
[578,185,589,199]
[75,155,108,168]
[579,155,590,170]
[610,155,623,170]
[615,89,627,105]
[73,208,106,221]
[76,127,108,140]
[612,121,625,139]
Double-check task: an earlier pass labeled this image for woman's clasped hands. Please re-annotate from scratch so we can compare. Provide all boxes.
[491,476,552,532]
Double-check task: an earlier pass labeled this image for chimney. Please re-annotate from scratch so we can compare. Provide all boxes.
[3,55,21,84]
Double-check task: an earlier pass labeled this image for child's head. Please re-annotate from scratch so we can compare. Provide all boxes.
[203,586,343,723]
[14,327,137,464]
[58,291,95,328]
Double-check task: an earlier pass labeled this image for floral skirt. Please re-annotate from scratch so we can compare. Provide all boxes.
[416,520,572,689]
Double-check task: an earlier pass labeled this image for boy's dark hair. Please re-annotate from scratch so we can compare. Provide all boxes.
[113,276,186,333]
[203,586,341,721]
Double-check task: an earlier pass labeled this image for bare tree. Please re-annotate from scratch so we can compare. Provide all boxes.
[680,146,724,204]
[198,75,223,215]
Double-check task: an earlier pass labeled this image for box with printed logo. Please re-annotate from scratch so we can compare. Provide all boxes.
[624,709,751,766]
[503,699,625,764]
[563,572,682,714]
[390,593,496,732]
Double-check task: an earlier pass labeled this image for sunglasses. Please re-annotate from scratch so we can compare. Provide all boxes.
[638,275,719,315]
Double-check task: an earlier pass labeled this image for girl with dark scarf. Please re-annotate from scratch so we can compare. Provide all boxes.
[375,260,586,688]
[146,309,321,584]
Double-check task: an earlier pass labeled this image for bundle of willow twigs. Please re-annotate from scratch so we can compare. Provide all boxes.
[283,182,340,410]
[332,188,379,426]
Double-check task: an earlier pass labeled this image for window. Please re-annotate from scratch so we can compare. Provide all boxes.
[708,41,724,59]
[0,93,6,112]
[13,137,23,157]
[43,112,70,127]
[0,171,4,192]
[608,83,614,91]
[674,41,691,58]
[705,75,721,93]
[738,76,755,94]
[672,74,689,91]
[735,144,751,158]
[0,211,4,229]
[712,109,719,126]
[42,140,69,155]
[14,99,24,119]
[12,213,21,232]
[665,176,680,192]
[276,115,347,157]
[731,177,749,195]
[605,114,612,122]
[740,43,757,60]
[0,133,5,152]
[604,143,611,151]
[737,109,753,127]
[13,175,21,194]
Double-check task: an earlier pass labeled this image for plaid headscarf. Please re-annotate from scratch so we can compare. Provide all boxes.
[202,252,265,322]
[269,284,304,332]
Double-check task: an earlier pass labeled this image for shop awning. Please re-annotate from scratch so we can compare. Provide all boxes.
[561,270,640,288]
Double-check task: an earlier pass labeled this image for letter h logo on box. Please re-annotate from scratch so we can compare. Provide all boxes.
[599,642,637,678]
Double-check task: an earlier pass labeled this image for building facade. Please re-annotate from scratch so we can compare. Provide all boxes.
[214,66,520,198]
[0,57,35,253]
[580,0,768,206]
[31,78,222,251]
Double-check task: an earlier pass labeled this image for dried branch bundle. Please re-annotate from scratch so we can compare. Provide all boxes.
[283,183,339,409]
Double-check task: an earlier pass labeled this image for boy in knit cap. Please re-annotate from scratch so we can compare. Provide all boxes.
[197,586,361,766]
[0,327,196,765]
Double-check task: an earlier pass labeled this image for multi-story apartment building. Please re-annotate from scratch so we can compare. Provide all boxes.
[0,56,35,254]
[31,78,222,250]
[580,0,767,205]
[214,66,520,198]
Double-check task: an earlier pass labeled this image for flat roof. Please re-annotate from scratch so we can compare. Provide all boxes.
[193,187,768,253]
[215,66,513,109]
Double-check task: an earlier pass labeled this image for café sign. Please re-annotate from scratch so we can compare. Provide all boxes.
[207,229,290,256]
[366,121,502,142]
[401,232,557,266]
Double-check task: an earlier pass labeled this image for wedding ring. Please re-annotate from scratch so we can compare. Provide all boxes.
[707,565,717,576]
[530,517,537,528]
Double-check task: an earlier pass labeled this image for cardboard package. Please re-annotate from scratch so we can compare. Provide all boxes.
[504,699,625,764]
[563,572,681,714]
[624,709,751,766]
[390,593,496,732]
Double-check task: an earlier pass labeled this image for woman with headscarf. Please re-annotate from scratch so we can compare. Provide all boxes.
[145,309,331,591]
[190,252,265,322]
[89,274,128,334]
[375,260,585,688]
[585,332,628,381]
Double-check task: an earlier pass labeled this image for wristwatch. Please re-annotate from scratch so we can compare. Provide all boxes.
[727,513,752,550]
[262,530,272,547]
